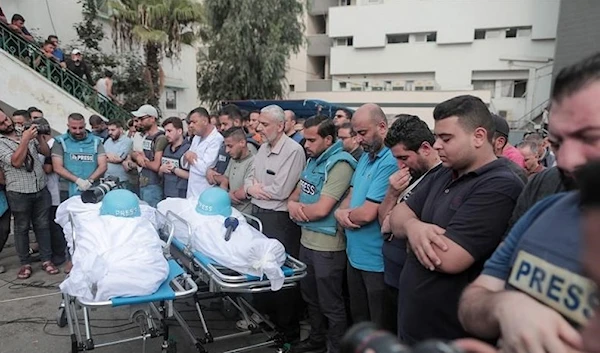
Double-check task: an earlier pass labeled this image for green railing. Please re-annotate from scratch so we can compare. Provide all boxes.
[0,22,131,122]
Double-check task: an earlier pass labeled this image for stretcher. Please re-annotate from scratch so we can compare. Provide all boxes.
[162,211,307,353]
[57,212,198,353]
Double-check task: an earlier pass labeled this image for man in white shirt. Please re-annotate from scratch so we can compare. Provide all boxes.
[184,107,223,200]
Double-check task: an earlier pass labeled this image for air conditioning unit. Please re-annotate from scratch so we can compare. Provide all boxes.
[392,81,405,89]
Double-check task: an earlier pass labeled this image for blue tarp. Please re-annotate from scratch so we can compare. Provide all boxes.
[221,99,353,119]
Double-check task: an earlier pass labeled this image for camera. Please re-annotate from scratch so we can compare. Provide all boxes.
[24,118,52,135]
[81,176,121,204]
[341,323,464,353]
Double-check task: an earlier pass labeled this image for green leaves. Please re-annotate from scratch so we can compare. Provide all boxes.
[197,0,304,109]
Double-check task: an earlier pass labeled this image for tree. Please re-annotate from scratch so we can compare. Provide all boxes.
[196,0,304,109]
[74,0,152,109]
[110,0,203,106]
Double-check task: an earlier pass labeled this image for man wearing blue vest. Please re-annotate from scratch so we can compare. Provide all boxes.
[458,53,600,353]
[131,104,167,207]
[334,103,399,328]
[52,113,107,199]
[159,117,190,198]
[287,115,356,353]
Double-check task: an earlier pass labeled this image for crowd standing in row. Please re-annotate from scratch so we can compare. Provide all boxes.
[1,51,600,353]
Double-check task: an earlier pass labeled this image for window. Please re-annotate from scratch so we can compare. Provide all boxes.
[414,34,427,43]
[474,29,486,40]
[387,34,409,44]
[472,80,496,97]
[425,86,434,91]
[498,110,508,118]
[426,32,437,42]
[166,90,177,110]
[350,86,363,91]
[392,86,405,91]
[372,86,383,91]
[505,28,518,38]
[415,86,424,91]
[289,84,295,92]
[514,80,527,98]
[335,37,353,46]
[339,81,347,89]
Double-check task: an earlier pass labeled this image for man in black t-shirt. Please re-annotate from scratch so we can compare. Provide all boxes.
[390,95,524,343]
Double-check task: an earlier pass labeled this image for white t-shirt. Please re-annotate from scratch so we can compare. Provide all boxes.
[38,138,60,206]
[186,127,223,200]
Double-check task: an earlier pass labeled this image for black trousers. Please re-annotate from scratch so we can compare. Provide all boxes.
[383,284,399,334]
[252,205,302,340]
[49,205,67,265]
[300,246,347,353]
[346,263,386,328]
[0,208,11,255]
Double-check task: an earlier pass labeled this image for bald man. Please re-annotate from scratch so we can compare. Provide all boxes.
[334,103,398,327]
[284,110,304,144]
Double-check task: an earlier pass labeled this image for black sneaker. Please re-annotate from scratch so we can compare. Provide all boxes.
[289,339,326,353]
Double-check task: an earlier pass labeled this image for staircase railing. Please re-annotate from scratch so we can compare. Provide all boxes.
[0,21,131,122]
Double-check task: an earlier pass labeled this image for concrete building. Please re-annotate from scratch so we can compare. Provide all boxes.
[0,0,198,123]
[286,0,560,128]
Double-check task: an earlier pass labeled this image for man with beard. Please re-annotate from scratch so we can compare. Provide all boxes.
[89,115,109,142]
[377,114,442,334]
[0,109,54,279]
[159,117,190,199]
[103,120,132,189]
[52,113,107,199]
[287,115,357,353]
[130,105,167,207]
[390,95,523,343]
[334,103,398,328]
[458,52,600,353]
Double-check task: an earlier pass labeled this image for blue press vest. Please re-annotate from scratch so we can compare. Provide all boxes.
[56,132,102,197]
[141,131,165,187]
[296,141,356,235]
[161,140,190,198]
[505,192,596,327]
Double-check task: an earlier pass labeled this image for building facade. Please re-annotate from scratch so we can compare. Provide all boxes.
[1,0,198,120]
[286,0,560,128]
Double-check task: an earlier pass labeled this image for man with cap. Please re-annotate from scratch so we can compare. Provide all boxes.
[491,114,525,168]
[131,104,167,207]
[65,49,93,85]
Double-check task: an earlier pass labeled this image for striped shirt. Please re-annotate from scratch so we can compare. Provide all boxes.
[0,136,46,193]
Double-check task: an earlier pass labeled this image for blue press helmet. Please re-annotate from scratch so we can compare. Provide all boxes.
[195,187,232,217]
[99,189,141,218]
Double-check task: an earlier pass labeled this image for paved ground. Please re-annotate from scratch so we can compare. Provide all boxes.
[0,235,306,353]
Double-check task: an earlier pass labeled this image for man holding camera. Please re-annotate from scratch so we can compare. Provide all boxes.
[0,108,56,279]
[52,113,107,199]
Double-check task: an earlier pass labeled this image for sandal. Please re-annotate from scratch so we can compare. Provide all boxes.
[42,261,60,275]
[17,265,32,279]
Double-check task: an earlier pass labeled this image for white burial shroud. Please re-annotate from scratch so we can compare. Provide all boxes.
[157,198,287,291]
[56,197,169,302]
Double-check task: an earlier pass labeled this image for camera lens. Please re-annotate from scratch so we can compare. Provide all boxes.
[341,323,407,353]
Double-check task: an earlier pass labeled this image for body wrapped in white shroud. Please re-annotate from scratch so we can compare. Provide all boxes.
[157,198,287,291]
[56,197,169,302]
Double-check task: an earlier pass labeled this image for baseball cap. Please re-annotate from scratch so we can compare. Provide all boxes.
[492,114,510,137]
[71,49,81,55]
[131,104,159,118]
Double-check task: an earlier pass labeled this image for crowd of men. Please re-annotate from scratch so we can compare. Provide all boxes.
[0,51,600,353]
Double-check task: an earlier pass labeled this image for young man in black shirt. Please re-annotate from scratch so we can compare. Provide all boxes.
[390,95,524,343]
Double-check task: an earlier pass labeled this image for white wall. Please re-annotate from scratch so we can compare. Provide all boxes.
[0,49,102,133]
[328,0,559,90]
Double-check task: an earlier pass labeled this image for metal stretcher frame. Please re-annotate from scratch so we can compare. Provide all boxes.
[161,210,308,353]
[59,212,198,353]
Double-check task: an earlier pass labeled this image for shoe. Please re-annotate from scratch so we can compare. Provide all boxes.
[289,339,326,353]
[236,313,267,330]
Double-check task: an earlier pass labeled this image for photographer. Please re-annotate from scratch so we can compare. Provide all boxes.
[51,113,107,199]
[0,109,56,279]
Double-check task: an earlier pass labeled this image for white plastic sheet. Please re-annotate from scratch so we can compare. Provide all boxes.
[56,197,169,302]
[157,198,287,291]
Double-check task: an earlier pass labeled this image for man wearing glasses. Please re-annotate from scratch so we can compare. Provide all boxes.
[333,108,353,127]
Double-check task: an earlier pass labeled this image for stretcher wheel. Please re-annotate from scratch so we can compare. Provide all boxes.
[56,307,67,328]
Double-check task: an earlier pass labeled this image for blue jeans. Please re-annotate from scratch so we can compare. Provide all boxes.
[140,184,163,208]
[6,188,52,265]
